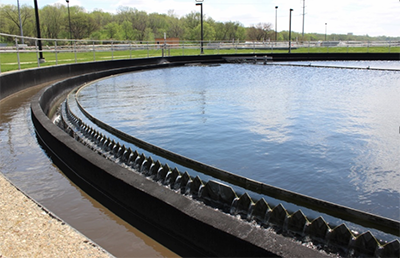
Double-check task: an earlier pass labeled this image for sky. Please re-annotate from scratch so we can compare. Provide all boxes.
[1,0,400,37]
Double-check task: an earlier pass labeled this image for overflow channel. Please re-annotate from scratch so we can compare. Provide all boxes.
[1,53,399,257]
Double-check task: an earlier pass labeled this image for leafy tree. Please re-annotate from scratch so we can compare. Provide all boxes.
[143,27,154,42]
[247,23,273,41]
[2,3,399,43]
[191,22,215,41]
[214,21,245,41]
[90,30,107,40]
[0,4,34,37]
[167,17,185,39]
[104,22,121,39]
[236,26,246,41]
[121,20,136,40]
[90,9,113,28]
[0,9,6,38]
[131,10,149,41]
[183,11,200,31]
[148,13,168,38]
[41,4,65,39]
[68,7,98,39]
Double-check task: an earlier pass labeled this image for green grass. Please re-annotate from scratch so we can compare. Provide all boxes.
[1,46,399,73]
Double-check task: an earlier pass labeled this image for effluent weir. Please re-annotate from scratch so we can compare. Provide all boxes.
[1,54,400,257]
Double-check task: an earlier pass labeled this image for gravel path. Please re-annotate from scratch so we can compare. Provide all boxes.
[0,173,114,258]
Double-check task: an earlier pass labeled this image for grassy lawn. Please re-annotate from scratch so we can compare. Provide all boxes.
[1,46,399,73]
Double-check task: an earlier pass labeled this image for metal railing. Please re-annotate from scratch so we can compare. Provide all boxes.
[1,32,399,73]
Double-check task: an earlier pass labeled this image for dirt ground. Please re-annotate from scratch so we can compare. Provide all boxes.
[0,173,113,258]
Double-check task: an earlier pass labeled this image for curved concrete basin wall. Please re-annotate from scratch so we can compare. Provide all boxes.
[29,59,331,257]
[2,52,398,101]
[2,53,399,257]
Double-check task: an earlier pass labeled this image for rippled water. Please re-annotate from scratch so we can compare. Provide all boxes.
[78,62,400,222]
[0,86,177,257]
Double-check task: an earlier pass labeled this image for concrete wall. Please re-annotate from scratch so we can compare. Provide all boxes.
[2,52,398,101]
[3,53,399,257]
[30,59,329,257]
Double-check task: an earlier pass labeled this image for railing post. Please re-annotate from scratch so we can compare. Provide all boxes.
[35,39,40,67]
[147,42,149,58]
[93,41,96,61]
[15,38,21,70]
[55,40,58,65]
[111,41,114,60]
[74,41,77,63]
[129,42,132,59]
[235,40,237,54]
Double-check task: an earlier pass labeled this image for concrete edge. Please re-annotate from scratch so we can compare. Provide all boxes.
[0,172,115,257]
[29,61,335,257]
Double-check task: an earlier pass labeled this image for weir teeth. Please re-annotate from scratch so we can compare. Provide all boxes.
[59,99,398,257]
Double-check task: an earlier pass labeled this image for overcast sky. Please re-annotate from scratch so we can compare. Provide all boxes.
[1,0,399,37]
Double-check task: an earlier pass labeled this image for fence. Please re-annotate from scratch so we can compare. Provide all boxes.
[1,32,399,73]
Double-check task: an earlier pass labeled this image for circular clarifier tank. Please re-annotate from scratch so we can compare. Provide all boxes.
[76,61,400,222]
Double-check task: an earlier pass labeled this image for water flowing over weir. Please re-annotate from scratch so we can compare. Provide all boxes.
[1,54,399,257]
[59,62,400,257]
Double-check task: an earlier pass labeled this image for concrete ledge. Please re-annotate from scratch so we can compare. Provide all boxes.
[2,53,399,257]
[29,57,334,257]
[0,172,113,257]
[32,90,331,258]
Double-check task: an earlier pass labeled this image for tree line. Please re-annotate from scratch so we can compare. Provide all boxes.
[0,3,397,44]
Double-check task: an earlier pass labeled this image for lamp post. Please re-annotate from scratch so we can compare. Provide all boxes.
[66,0,72,41]
[302,0,305,37]
[275,6,278,43]
[289,8,293,53]
[325,23,327,41]
[33,0,45,62]
[195,0,204,54]
[17,0,24,44]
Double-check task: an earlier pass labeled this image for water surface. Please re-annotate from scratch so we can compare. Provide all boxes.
[78,62,400,222]
[0,85,177,257]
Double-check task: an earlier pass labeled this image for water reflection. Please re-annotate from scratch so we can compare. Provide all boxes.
[0,85,178,257]
[78,62,400,222]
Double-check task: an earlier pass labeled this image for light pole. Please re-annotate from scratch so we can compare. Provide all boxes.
[275,6,278,43]
[17,0,24,44]
[302,0,305,37]
[66,0,72,41]
[325,23,327,41]
[33,0,45,62]
[289,8,293,53]
[195,0,204,54]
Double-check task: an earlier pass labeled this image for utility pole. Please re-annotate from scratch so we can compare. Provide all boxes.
[275,6,278,42]
[33,0,45,62]
[302,0,305,37]
[195,1,204,54]
[289,8,293,53]
[17,0,24,44]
